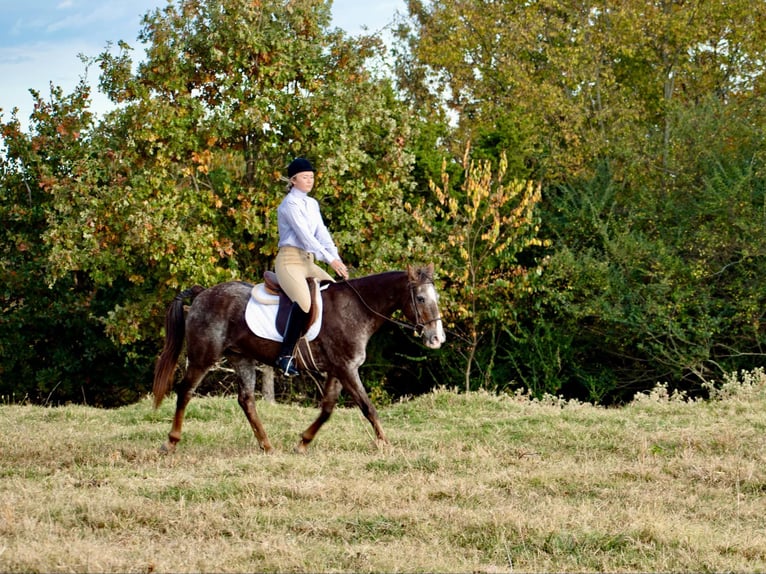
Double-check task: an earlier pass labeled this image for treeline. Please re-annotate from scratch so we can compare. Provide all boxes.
[1,0,765,406]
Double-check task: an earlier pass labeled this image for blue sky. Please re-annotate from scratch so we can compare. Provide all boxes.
[0,0,405,131]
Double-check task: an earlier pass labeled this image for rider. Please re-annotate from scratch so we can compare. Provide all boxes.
[274,157,349,377]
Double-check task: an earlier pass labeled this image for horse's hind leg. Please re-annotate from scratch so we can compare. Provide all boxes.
[231,357,273,453]
[296,377,341,454]
[161,363,209,454]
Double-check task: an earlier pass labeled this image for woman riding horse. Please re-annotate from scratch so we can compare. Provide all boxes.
[274,157,349,377]
[152,265,446,453]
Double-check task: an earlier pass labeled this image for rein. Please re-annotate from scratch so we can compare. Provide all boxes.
[341,276,442,337]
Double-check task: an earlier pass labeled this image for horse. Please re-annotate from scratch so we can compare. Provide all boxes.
[152,263,445,454]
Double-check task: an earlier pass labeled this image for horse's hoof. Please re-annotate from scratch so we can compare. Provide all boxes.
[374,439,391,451]
[294,442,309,455]
[158,442,176,455]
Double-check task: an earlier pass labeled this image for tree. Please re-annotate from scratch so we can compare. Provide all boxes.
[398,0,766,184]
[0,82,153,405]
[395,0,766,400]
[410,145,547,391]
[48,0,417,347]
[1,0,421,404]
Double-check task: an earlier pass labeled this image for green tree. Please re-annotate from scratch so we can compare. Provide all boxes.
[537,95,766,401]
[0,82,153,405]
[399,0,766,183]
[1,0,421,404]
[47,0,416,346]
[396,0,766,400]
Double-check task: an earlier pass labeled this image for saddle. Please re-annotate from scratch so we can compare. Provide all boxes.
[252,271,321,336]
[262,270,281,296]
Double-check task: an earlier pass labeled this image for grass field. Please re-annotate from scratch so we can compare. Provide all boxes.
[2,372,766,573]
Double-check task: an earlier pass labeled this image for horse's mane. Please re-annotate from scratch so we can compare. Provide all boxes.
[343,266,434,287]
[349,270,404,283]
[320,267,434,302]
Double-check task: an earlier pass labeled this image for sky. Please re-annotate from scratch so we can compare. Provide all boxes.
[0,0,406,131]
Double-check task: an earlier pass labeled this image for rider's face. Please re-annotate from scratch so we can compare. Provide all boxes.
[291,171,315,192]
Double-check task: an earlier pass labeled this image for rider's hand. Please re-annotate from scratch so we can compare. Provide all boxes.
[331,259,349,279]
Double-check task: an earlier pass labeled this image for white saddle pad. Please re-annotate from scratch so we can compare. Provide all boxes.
[245,281,324,342]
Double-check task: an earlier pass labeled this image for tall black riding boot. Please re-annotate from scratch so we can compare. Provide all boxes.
[276,302,308,377]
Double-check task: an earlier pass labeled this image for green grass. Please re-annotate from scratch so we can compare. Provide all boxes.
[1,376,766,572]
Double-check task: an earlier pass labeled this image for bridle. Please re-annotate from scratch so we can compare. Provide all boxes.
[342,276,443,337]
[407,281,443,337]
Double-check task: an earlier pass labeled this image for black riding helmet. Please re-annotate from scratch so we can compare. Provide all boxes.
[287,157,315,178]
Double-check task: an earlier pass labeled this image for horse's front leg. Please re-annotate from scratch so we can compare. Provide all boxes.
[296,377,341,454]
[340,367,389,447]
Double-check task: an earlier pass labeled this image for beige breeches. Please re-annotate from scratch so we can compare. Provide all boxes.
[274,246,334,312]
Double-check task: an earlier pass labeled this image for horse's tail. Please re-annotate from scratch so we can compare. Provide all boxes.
[152,286,206,409]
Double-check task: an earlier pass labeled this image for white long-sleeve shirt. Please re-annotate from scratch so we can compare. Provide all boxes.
[277,187,340,265]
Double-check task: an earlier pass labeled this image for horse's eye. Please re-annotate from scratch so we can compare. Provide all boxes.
[417,296,426,304]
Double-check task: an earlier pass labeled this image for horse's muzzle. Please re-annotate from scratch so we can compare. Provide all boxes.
[423,321,446,349]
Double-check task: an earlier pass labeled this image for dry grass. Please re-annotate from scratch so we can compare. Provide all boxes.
[2,373,766,573]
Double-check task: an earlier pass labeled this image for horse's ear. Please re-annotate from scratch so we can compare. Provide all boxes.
[425,262,434,278]
[407,264,416,282]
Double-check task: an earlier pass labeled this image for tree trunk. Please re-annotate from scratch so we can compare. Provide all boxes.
[259,365,276,403]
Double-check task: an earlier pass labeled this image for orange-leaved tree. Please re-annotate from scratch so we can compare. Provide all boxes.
[410,145,548,391]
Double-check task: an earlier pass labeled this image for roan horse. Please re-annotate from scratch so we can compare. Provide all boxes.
[152,263,445,453]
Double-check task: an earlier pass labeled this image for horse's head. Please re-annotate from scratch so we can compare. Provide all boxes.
[406,263,446,349]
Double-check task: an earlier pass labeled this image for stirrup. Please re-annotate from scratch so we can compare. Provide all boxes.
[277,355,299,377]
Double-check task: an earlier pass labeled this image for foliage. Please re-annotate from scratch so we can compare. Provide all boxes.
[0,0,418,405]
[397,0,766,401]
[399,0,766,183]
[535,99,766,402]
[0,83,153,406]
[410,145,548,391]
